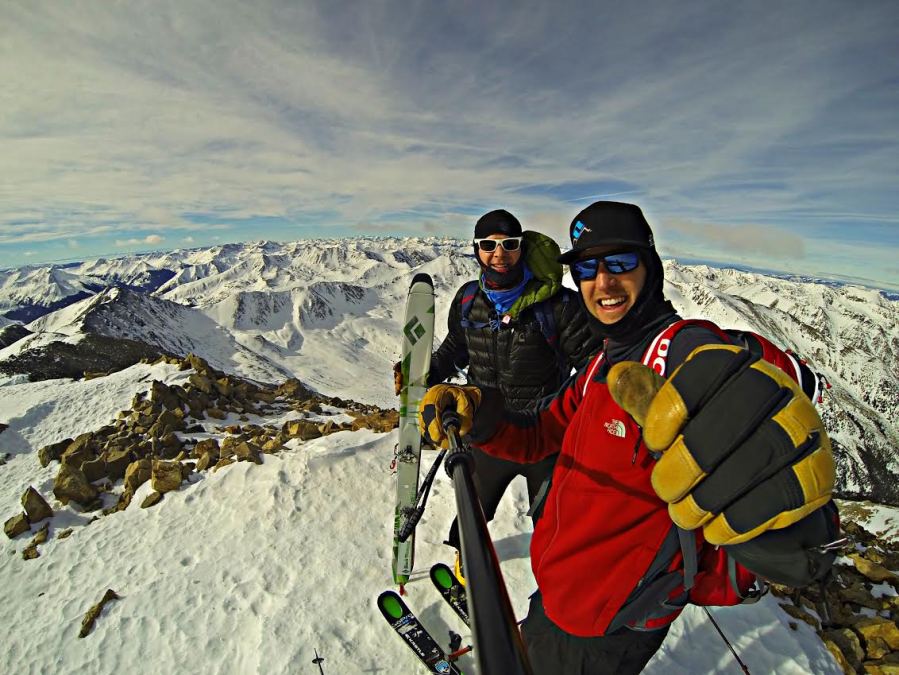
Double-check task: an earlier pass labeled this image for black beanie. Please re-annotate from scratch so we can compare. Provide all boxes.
[561,201,675,341]
[474,209,523,239]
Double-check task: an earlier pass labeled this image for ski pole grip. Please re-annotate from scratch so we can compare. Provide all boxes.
[441,410,461,435]
[444,426,474,477]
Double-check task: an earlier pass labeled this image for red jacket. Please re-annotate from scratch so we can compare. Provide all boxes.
[475,320,764,637]
[479,351,675,636]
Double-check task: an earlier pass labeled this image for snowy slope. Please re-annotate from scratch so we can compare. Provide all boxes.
[0,363,846,674]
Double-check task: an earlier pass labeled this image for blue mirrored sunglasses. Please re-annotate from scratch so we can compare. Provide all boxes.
[571,251,641,282]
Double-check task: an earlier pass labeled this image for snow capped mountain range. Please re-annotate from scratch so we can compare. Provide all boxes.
[1,238,896,504]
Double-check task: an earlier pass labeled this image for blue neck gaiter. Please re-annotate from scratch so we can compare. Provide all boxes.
[482,264,533,317]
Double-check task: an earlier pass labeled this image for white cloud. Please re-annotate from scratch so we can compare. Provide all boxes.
[184,236,195,243]
[115,234,165,247]
[0,1,895,287]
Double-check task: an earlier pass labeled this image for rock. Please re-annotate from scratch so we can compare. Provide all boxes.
[213,457,234,472]
[57,528,73,540]
[78,589,121,638]
[148,409,185,439]
[151,460,182,493]
[283,419,322,441]
[192,438,220,460]
[80,457,107,483]
[141,491,163,508]
[277,378,314,400]
[61,434,97,470]
[38,438,73,467]
[825,637,855,675]
[83,371,110,380]
[206,407,227,420]
[863,664,899,674]
[186,353,210,374]
[22,542,40,560]
[149,380,181,410]
[261,438,283,453]
[123,459,152,492]
[224,425,242,435]
[21,487,53,523]
[104,449,132,480]
[4,513,30,539]
[779,603,821,631]
[855,617,899,652]
[53,463,100,507]
[826,628,865,670]
[155,432,184,459]
[31,522,49,546]
[850,554,898,584]
[189,372,215,395]
[234,441,263,464]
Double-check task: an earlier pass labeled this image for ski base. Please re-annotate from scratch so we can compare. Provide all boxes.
[377,590,463,674]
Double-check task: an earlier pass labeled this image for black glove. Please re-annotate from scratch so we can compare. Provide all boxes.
[609,344,835,546]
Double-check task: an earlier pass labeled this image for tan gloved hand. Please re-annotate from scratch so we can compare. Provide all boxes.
[608,344,834,546]
[393,360,403,397]
[418,384,482,448]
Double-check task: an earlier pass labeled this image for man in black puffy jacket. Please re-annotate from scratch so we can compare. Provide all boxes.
[413,209,601,579]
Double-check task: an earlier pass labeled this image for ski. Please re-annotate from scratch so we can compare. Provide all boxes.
[430,562,470,627]
[393,273,436,587]
[377,590,463,675]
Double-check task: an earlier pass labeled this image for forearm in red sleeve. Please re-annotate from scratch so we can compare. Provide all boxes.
[466,366,588,463]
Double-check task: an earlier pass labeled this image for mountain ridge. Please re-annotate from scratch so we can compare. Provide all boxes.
[0,237,895,505]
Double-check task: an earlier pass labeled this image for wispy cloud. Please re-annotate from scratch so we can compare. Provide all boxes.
[0,1,896,288]
[115,234,164,247]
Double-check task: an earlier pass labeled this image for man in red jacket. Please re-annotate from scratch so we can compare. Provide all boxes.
[420,201,838,674]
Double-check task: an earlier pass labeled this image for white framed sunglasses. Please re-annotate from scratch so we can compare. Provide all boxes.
[473,236,523,252]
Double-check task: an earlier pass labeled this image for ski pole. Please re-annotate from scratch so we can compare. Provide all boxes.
[443,412,533,675]
[312,648,325,674]
[703,607,750,674]
[397,449,447,543]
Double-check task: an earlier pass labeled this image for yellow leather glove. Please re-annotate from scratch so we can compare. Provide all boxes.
[608,344,834,546]
[393,360,403,397]
[418,384,482,448]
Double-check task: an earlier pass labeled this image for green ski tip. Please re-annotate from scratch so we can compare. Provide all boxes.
[433,565,454,589]
[381,593,404,619]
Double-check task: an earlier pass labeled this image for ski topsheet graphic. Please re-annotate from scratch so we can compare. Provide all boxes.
[377,590,463,674]
[392,273,435,586]
[430,562,470,627]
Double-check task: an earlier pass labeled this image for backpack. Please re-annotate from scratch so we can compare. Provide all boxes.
[642,318,829,404]
[457,279,569,374]
[608,318,831,632]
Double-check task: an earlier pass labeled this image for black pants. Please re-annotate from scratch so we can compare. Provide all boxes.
[522,592,669,675]
[445,447,556,551]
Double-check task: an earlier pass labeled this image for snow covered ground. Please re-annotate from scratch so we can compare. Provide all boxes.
[0,361,858,674]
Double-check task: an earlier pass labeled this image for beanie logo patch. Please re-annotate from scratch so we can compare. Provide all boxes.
[572,220,591,242]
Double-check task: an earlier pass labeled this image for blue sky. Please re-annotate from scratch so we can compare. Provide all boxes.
[1,1,897,290]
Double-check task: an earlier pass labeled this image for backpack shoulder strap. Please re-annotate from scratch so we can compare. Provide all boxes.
[533,294,570,374]
[458,280,488,329]
[641,318,731,377]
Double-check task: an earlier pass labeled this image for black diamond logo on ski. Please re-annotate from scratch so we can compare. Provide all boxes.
[404,317,427,345]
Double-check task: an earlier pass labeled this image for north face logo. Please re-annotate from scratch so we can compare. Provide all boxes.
[604,419,626,438]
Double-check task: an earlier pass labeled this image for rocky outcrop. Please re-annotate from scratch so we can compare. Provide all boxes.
[773,515,899,673]
[7,352,400,556]
[0,333,165,382]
